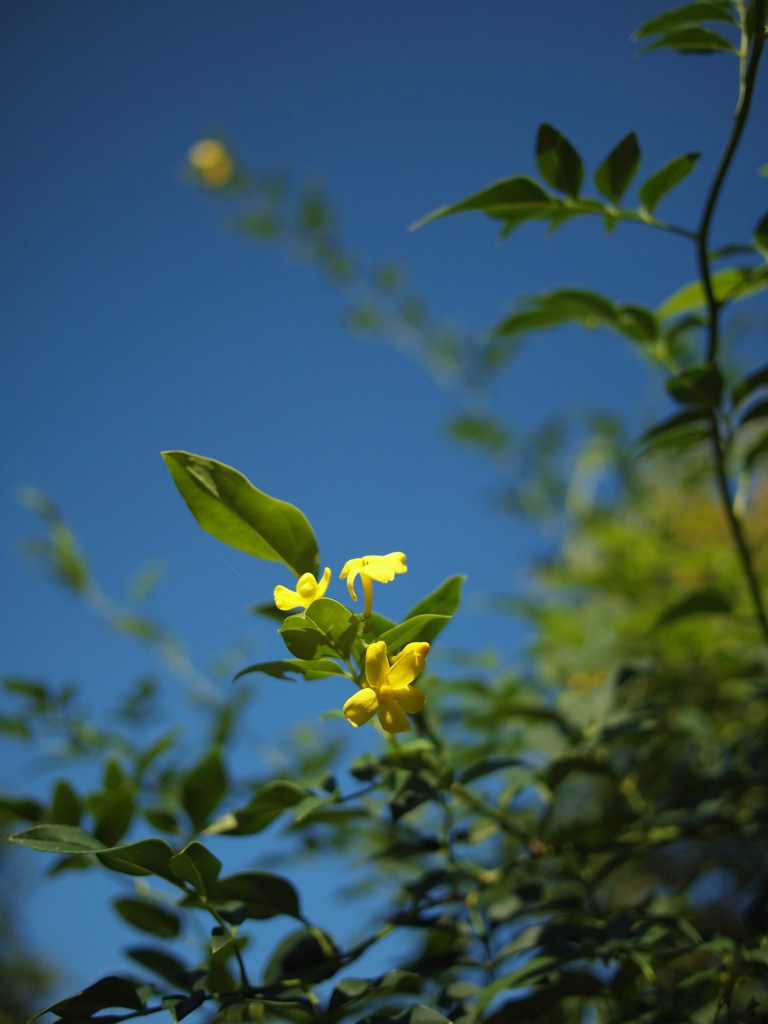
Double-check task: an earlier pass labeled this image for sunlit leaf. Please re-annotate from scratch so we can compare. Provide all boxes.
[405,575,465,619]
[205,780,309,835]
[279,598,359,660]
[536,123,584,197]
[639,152,700,212]
[377,613,451,651]
[162,451,319,577]
[658,266,768,317]
[594,133,641,203]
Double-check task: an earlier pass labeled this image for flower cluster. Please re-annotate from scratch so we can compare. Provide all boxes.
[274,552,429,733]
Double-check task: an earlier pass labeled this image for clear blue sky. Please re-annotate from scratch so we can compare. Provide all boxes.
[2,0,766,1002]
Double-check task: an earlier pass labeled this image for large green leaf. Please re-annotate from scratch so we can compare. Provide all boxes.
[9,823,106,855]
[594,133,641,203]
[666,364,724,406]
[639,152,700,213]
[162,451,319,577]
[169,841,222,897]
[536,123,583,197]
[405,575,464,619]
[279,598,359,660]
[655,587,733,626]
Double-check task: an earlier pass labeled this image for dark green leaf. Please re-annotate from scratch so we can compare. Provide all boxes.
[49,780,82,827]
[666,364,723,406]
[492,289,618,339]
[126,947,190,987]
[377,614,451,652]
[459,757,525,784]
[234,657,349,682]
[207,780,309,835]
[635,407,711,455]
[0,794,43,823]
[212,870,301,919]
[9,823,106,855]
[738,397,768,426]
[91,783,135,848]
[411,176,556,232]
[264,926,340,984]
[405,575,465,619]
[639,152,700,212]
[161,451,319,577]
[744,430,768,469]
[655,587,733,626]
[640,24,737,52]
[731,363,768,406]
[594,133,641,203]
[447,414,510,455]
[182,748,227,832]
[536,123,584,197]
[31,976,146,1020]
[169,840,222,897]
[634,2,738,40]
[113,897,181,938]
[755,211,768,258]
[97,838,178,882]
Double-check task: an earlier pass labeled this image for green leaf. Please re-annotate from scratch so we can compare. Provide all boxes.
[594,133,641,203]
[666,364,723,406]
[640,24,737,53]
[635,407,711,456]
[639,152,700,213]
[279,598,359,660]
[411,176,556,232]
[49,780,82,826]
[30,976,146,1021]
[731,363,768,406]
[98,838,178,882]
[114,897,181,938]
[536,124,583,197]
[9,823,106,854]
[655,587,733,626]
[182,748,227,832]
[234,657,349,682]
[161,451,319,577]
[405,575,465,619]
[459,757,525,784]
[264,926,340,984]
[658,266,768,318]
[745,430,768,468]
[754,211,768,259]
[378,614,451,652]
[206,780,309,835]
[127,947,190,987]
[212,870,301,919]
[738,397,768,427]
[493,289,619,338]
[634,2,738,40]
[169,841,222,897]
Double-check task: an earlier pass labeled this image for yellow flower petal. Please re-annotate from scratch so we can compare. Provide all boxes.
[340,558,362,602]
[388,642,430,688]
[364,641,390,690]
[274,584,301,611]
[274,568,331,611]
[343,687,379,727]
[358,552,407,583]
[385,684,426,715]
[377,697,411,734]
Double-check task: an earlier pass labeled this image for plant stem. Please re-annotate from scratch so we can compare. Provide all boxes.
[696,0,768,641]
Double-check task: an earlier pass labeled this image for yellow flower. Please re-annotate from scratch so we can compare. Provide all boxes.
[343,640,428,734]
[274,568,331,611]
[340,552,407,616]
[188,139,234,187]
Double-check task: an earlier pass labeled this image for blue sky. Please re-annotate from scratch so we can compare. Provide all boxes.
[2,0,767,1004]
